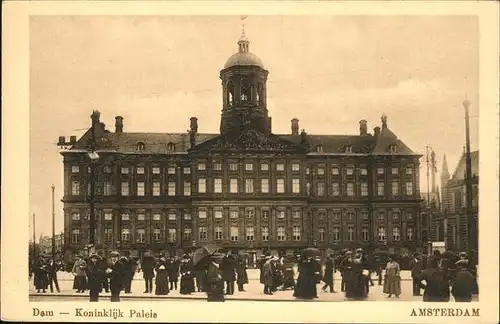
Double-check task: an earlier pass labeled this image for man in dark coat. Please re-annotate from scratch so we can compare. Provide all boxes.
[410,253,423,296]
[221,254,236,295]
[107,251,127,302]
[120,252,134,294]
[47,258,60,293]
[33,257,49,293]
[167,257,180,290]
[452,260,475,302]
[86,253,105,302]
[205,254,225,302]
[97,250,110,293]
[141,251,156,293]
[321,254,336,293]
[420,256,450,302]
[235,257,248,292]
[339,251,352,292]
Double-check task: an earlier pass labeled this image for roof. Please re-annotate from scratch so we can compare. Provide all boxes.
[224,51,264,69]
[451,151,479,180]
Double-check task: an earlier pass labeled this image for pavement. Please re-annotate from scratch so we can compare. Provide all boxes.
[29,269,478,302]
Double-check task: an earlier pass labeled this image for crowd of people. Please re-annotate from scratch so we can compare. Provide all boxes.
[31,247,478,303]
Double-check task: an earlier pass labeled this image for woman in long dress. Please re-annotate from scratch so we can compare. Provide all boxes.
[179,256,195,295]
[154,257,170,295]
[383,255,401,298]
[345,249,370,300]
[293,257,316,299]
[72,255,87,293]
[33,258,49,293]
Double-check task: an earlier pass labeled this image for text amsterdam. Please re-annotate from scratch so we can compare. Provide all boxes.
[75,308,158,319]
[411,308,479,317]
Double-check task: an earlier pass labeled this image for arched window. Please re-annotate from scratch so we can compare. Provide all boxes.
[167,142,175,152]
[240,78,252,102]
[227,81,235,106]
[316,145,323,153]
[257,83,264,105]
[345,145,352,153]
[136,142,146,151]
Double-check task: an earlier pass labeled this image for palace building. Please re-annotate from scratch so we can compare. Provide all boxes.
[60,31,425,263]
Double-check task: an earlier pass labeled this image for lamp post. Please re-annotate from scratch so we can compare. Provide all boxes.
[32,213,36,259]
[462,98,476,255]
[51,184,56,257]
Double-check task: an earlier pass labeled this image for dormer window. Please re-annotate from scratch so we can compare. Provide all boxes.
[389,144,397,153]
[316,145,323,153]
[167,142,175,152]
[136,142,145,151]
[345,145,352,153]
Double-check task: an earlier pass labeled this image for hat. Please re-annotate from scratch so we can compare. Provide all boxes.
[265,255,272,260]
[459,252,467,258]
[89,253,99,259]
[110,251,120,257]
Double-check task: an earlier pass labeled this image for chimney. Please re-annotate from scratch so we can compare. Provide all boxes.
[359,119,368,136]
[115,116,124,133]
[291,118,299,136]
[374,126,381,137]
[381,114,388,129]
[57,136,66,146]
[190,117,198,133]
[91,110,101,126]
[69,136,77,144]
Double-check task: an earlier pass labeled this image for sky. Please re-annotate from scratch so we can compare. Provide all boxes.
[29,15,479,238]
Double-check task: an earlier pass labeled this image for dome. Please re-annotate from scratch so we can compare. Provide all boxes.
[224,52,265,69]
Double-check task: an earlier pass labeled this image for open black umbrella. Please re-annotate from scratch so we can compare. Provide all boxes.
[302,247,321,258]
[192,244,222,270]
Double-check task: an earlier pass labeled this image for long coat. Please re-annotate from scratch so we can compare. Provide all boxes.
[180,260,195,294]
[221,256,236,282]
[33,261,49,290]
[235,260,249,286]
[322,258,334,285]
[154,261,170,295]
[451,269,474,302]
[72,259,88,290]
[293,260,316,299]
[86,260,105,295]
[108,259,127,294]
[262,261,274,286]
[167,260,180,283]
[345,257,369,300]
[205,262,225,302]
[383,261,401,295]
[420,267,450,302]
[141,256,156,280]
[410,258,423,278]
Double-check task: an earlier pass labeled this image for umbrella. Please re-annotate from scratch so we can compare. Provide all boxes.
[192,244,222,270]
[302,247,321,258]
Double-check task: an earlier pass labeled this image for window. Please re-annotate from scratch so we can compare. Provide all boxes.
[406,212,413,220]
[121,167,129,174]
[318,210,326,219]
[377,212,385,221]
[261,179,269,193]
[316,145,323,153]
[332,167,340,175]
[153,229,161,241]
[121,182,129,196]
[260,163,269,171]
[152,213,161,221]
[137,142,146,151]
[377,167,385,175]
[317,167,325,175]
[183,228,192,241]
[183,167,191,175]
[277,178,285,193]
[230,226,239,241]
[198,163,206,171]
[292,226,301,241]
[261,210,269,218]
[292,163,300,171]
[245,179,254,193]
[378,227,386,241]
[362,228,369,241]
[306,168,310,175]
[346,183,354,196]
[317,182,325,196]
[71,181,80,196]
[347,227,354,241]
[405,182,413,195]
[104,212,112,221]
[167,182,176,196]
[332,228,340,242]
[318,228,325,242]
[377,182,385,196]
[346,168,354,175]
[360,168,367,175]
[391,168,398,175]
[230,179,238,193]
[262,227,269,241]
[306,182,311,195]
[245,163,253,171]
[121,213,130,221]
[292,210,301,219]
[215,227,223,240]
[392,227,400,241]
[168,229,176,243]
[347,212,355,221]
[361,211,369,220]
[184,182,191,196]
[345,145,352,153]
[214,210,223,219]
[104,228,113,242]
[214,178,222,193]
[389,144,397,153]
[229,163,238,171]
[102,180,112,196]
[71,212,80,221]
[230,210,238,219]
[183,213,191,220]
[245,209,254,218]
[213,163,222,171]
[136,182,145,196]
[277,210,285,219]
[199,227,207,240]
[246,227,255,241]
[121,228,130,242]
[276,163,285,171]
[103,166,112,174]
[277,226,286,241]
[137,229,145,243]
[392,181,399,195]
[71,165,79,173]
[152,182,160,196]
[71,229,80,244]
[361,182,368,196]
[152,167,161,175]
[168,212,176,221]
[292,179,300,194]
[332,182,340,196]
[198,179,206,193]
[406,166,413,175]
[333,211,341,222]
[166,166,175,175]
[392,212,400,221]
[407,227,414,241]
[136,167,145,174]
[137,213,145,221]
[198,210,207,219]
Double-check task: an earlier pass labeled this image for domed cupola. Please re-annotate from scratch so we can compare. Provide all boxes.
[219,28,270,135]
